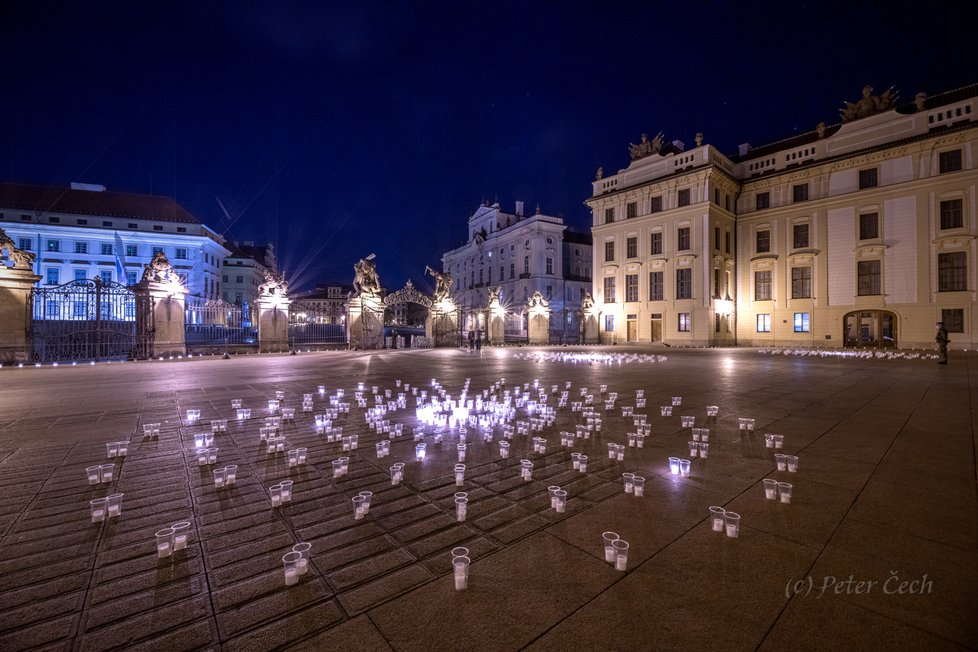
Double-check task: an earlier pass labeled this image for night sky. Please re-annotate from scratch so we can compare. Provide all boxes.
[3,1,976,293]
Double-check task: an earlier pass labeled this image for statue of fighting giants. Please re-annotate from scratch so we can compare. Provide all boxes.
[628,132,664,161]
[258,270,289,297]
[354,254,382,297]
[841,85,898,122]
[0,226,36,270]
[142,250,175,283]
[425,265,453,303]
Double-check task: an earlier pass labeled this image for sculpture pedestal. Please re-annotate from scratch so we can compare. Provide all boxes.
[582,314,599,344]
[133,281,186,358]
[350,294,384,349]
[256,296,291,353]
[488,313,504,344]
[528,312,550,346]
[0,267,41,363]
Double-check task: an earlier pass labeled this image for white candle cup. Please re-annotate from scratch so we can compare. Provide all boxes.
[578,454,588,473]
[107,493,124,518]
[296,448,307,464]
[453,555,470,590]
[499,441,510,458]
[636,434,646,448]
[548,485,561,509]
[635,389,644,398]
[266,438,279,455]
[207,447,218,465]
[155,527,175,558]
[632,476,645,496]
[554,489,567,513]
[86,466,101,485]
[571,452,581,470]
[280,480,294,502]
[358,491,373,514]
[270,484,283,507]
[213,468,226,488]
[691,429,701,442]
[636,398,646,408]
[774,453,787,472]
[90,497,108,523]
[738,418,748,431]
[679,459,691,478]
[171,521,191,550]
[352,495,367,519]
[457,444,467,462]
[764,434,775,448]
[709,506,725,532]
[688,441,699,458]
[275,390,285,400]
[455,496,468,522]
[746,419,755,431]
[99,463,114,483]
[283,551,302,586]
[342,436,352,451]
[607,443,616,459]
[763,478,778,499]
[668,457,681,475]
[105,442,119,459]
[622,472,635,494]
[699,442,710,458]
[786,455,798,472]
[376,442,386,458]
[292,542,312,575]
[454,464,466,487]
[774,435,784,449]
[671,396,682,406]
[350,434,359,450]
[416,443,427,461]
[778,482,793,503]
[602,531,620,562]
[231,399,242,408]
[332,459,344,478]
[706,405,719,417]
[660,406,672,417]
[268,400,279,412]
[390,464,403,485]
[724,511,741,538]
[681,416,695,428]
[521,460,533,481]
[612,539,630,571]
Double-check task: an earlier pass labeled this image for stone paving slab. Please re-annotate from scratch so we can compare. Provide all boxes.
[0,347,975,650]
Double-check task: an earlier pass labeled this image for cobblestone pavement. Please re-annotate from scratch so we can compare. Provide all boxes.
[0,347,975,651]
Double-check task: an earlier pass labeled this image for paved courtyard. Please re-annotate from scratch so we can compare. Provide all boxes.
[0,347,975,651]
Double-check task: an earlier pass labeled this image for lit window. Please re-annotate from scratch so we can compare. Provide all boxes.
[603,277,616,303]
[793,312,810,332]
[604,314,615,331]
[755,270,772,301]
[756,314,771,332]
[625,274,639,302]
[678,313,691,332]
[791,267,812,298]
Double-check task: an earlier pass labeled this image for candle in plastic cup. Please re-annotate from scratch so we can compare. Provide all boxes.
[763,478,778,499]
[786,455,798,473]
[283,551,302,586]
[90,497,108,523]
[709,506,725,531]
[679,459,691,478]
[572,452,581,469]
[213,468,226,488]
[765,434,774,448]
[612,539,629,571]
[86,466,101,485]
[105,442,118,459]
[724,511,741,538]
[668,457,680,475]
[416,443,426,461]
[778,482,793,504]
[224,465,237,485]
[622,472,635,494]
[455,464,466,487]
[390,465,402,485]
[632,476,645,497]
[207,447,218,464]
[775,453,787,472]
[699,442,710,458]
[774,435,784,449]
[99,463,114,483]
[292,542,312,575]
[156,527,175,558]
[578,454,588,473]
[554,489,567,513]
[339,457,350,475]
[451,546,469,560]
[280,480,293,502]
[707,405,719,417]
[660,406,671,417]
[359,491,373,514]
[270,484,282,507]
[231,399,242,408]
[453,555,470,590]
[455,496,468,522]
[171,521,191,550]
[332,459,344,478]
[353,495,367,519]
[521,460,533,481]
[688,441,699,458]
[457,444,466,462]
[288,449,299,467]
[548,485,560,509]
[602,532,619,562]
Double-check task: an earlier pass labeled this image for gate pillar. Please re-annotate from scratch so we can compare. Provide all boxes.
[527,291,551,346]
[133,281,186,358]
[257,295,291,353]
[0,266,41,364]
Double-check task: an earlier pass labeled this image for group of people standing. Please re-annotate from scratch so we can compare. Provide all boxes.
[467,330,482,351]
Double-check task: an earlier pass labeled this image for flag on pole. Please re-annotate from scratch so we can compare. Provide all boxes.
[114,232,127,283]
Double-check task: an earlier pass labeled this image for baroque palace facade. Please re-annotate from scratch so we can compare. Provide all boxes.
[587,83,978,349]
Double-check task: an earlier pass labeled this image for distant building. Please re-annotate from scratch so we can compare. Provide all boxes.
[587,83,978,349]
[0,181,228,299]
[442,201,592,341]
[222,241,276,306]
[290,283,353,323]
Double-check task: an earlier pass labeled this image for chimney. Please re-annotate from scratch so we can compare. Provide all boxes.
[738,143,751,156]
[672,139,685,151]
[515,200,524,217]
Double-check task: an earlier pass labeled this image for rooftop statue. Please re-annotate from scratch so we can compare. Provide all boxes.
[841,85,898,122]
[628,132,664,160]
[142,250,175,283]
[425,265,453,303]
[353,254,382,297]
[0,226,37,271]
[258,270,289,297]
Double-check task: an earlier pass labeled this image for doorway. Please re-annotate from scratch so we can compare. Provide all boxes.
[843,310,897,348]
[626,314,637,342]
[650,314,662,342]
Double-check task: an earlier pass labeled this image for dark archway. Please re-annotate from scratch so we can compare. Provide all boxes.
[843,310,897,348]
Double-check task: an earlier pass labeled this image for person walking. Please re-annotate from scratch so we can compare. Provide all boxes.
[935,322,949,365]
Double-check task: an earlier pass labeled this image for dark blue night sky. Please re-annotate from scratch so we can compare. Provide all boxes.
[3,1,976,292]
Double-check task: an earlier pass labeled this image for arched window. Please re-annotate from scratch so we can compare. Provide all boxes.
[523,256,529,274]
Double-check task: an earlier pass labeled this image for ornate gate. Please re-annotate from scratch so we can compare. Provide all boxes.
[30,278,139,362]
[288,301,348,346]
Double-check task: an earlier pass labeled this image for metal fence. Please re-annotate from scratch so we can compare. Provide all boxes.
[185,298,257,351]
[29,279,140,362]
[288,301,348,346]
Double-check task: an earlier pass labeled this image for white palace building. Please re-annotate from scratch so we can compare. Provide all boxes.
[0,182,229,299]
[587,82,978,349]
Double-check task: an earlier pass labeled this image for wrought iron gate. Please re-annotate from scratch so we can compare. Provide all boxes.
[30,279,139,362]
[185,298,257,352]
[288,301,348,346]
